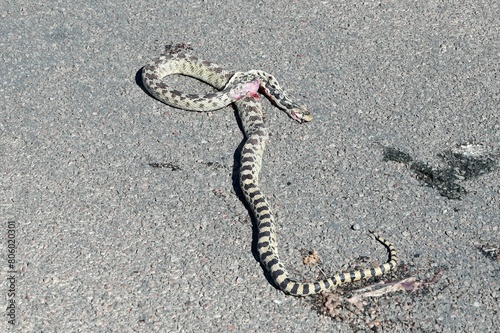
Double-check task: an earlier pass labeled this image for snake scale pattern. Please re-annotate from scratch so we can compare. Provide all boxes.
[142,51,398,296]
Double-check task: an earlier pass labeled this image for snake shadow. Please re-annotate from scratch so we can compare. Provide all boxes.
[231,108,279,291]
[136,67,157,100]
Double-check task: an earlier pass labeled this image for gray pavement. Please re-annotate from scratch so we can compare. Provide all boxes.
[1,1,498,332]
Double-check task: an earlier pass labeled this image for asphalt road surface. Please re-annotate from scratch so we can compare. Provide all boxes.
[1,1,498,332]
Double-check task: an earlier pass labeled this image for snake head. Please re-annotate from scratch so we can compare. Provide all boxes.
[290,107,313,123]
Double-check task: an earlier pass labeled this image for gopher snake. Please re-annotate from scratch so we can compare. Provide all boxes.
[142,51,398,296]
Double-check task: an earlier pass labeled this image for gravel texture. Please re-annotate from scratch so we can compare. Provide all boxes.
[1,1,498,332]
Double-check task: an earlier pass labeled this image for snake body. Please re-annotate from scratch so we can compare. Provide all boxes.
[142,52,398,296]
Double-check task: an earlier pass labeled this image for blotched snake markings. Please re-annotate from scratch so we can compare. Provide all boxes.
[142,51,398,296]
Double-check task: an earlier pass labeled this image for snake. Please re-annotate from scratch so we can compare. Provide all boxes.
[142,51,398,296]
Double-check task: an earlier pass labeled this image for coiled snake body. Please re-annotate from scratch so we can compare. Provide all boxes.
[142,51,398,296]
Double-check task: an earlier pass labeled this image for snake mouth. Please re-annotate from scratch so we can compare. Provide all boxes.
[290,111,304,123]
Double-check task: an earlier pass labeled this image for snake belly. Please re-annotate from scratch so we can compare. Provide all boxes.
[142,52,398,296]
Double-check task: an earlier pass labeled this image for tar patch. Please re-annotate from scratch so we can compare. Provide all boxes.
[382,143,497,199]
